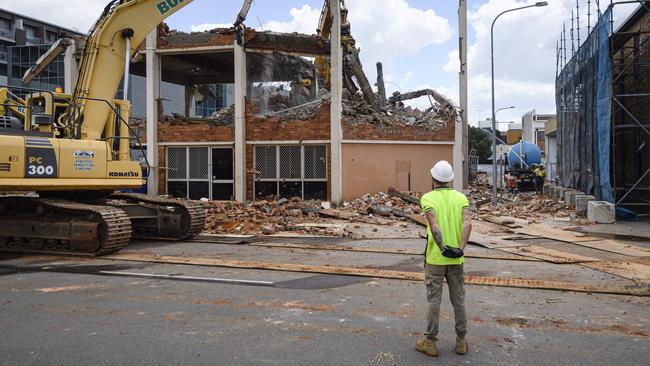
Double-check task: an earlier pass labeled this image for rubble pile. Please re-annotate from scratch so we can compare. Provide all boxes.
[468,173,570,223]
[466,172,494,204]
[202,191,423,236]
[253,88,453,130]
[478,194,570,223]
[208,105,235,125]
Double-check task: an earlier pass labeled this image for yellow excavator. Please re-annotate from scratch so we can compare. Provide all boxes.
[0,0,214,255]
[316,0,377,109]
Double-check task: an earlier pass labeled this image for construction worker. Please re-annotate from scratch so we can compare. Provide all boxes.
[532,164,546,193]
[415,160,472,358]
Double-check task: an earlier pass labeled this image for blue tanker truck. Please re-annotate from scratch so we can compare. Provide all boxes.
[506,141,542,191]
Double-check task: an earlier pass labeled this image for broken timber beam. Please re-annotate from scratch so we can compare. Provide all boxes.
[388,187,420,205]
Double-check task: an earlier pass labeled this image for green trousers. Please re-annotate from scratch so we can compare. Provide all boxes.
[424,263,467,341]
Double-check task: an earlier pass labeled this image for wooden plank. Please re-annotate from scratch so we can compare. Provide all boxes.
[470,232,529,248]
[388,186,420,205]
[581,261,650,284]
[569,240,650,257]
[510,225,600,242]
[481,215,515,225]
[511,225,650,257]
[253,242,541,261]
[497,245,601,264]
[103,253,650,296]
[319,209,391,225]
[407,213,428,227]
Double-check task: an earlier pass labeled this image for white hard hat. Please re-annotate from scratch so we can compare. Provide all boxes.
[430,160,454,182]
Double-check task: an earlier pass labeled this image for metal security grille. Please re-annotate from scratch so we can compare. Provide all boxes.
[255,146,277,178]
[166,146,234,200]
[254,145,327,200]
[167,147,187,179]
[189,147,209,179]
[280,146,301,179]
[304,145,327,179]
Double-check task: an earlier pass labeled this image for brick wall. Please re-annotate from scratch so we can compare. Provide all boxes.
[342,115,455,141]
[245,101,331,141]
[159,122,234,143]
[157,146,165,194]
[154,99,457,199]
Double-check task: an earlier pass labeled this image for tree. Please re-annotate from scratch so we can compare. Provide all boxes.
[468,126,492,164]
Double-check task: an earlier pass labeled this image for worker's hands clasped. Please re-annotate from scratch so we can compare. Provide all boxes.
[440,245,464,258]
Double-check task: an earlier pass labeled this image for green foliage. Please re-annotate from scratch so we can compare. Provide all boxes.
[469,126,492,164]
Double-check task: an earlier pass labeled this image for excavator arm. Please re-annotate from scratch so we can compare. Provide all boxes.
[0,88,27,120]
[315,0,377,109]
[72,0,195,141]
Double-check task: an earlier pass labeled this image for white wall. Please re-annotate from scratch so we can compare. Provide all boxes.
[545,135,557,182]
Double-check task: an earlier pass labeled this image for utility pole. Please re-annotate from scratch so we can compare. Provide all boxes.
[459,0,468,189]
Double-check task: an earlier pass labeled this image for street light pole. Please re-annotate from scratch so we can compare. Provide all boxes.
[491,1,548,205]
[494,106,515,189]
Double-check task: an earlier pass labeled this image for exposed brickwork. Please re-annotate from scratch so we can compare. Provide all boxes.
[154,100,456,200]
[342,114,456,141]
[159,122,234,143]
[245,101,331,141]
[157,146,165,193]
[245,145,254,201]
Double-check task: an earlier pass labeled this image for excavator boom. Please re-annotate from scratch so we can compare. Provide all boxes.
[74,0,194,140]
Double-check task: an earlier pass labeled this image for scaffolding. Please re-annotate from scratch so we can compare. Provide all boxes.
[556,1,650,213]
[610,3,650,211]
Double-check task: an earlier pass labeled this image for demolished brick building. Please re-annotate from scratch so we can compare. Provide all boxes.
[130,23,460,202]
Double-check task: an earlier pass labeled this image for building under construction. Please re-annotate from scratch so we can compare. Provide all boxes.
[555,1,650,214]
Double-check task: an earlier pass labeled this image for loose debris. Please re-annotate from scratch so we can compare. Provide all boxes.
[202,190,424,236]
[468,172,569,223]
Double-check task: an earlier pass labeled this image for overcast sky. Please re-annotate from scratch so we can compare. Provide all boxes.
[0,0,640,126]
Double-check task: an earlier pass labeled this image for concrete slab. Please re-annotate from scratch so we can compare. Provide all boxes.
[560,189,579,203]
[588,201,616,224]
[543,184,555,195]
[553,187,569,199]
[575,195,596,216]
[565,190,585,207]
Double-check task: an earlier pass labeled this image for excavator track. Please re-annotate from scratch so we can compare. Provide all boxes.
[109,192,205,240]
[0,197,131,256]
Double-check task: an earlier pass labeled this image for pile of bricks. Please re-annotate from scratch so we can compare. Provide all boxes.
[202,190,423,236]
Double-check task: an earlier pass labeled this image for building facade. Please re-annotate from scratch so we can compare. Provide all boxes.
[0,9,82,89]
[135,26,460,203]
[522,109,554,151]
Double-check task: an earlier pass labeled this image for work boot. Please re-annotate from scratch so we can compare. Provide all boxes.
[455,335,468,355]
[415,338,438,357]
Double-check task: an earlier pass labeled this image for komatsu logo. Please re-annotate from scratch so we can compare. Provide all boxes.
[156,0,184,15]
[109,171,139,177]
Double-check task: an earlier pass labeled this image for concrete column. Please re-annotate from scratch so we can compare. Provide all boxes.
[330,0,343,204]
[145,29,160,195]
[459,0,468,189]
[453,113,463,191]
[63,41,77,93]
[234,41,247,202]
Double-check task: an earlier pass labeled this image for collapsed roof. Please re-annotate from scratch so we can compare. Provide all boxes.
[155,21,455,131]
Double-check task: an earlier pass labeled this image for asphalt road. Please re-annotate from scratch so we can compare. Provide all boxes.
[0,239,649,366]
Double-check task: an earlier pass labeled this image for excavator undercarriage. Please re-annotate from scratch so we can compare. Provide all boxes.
[0,192,206,256]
